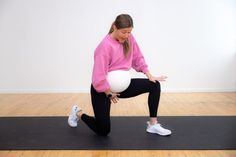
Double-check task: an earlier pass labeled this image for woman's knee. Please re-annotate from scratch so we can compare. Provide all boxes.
[151,81,161,91]
[97,127,110,136]
[96,118,111,136]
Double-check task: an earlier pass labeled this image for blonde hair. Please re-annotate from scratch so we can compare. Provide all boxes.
[108,14,133,58]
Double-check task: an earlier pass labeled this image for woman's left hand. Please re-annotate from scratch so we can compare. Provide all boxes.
[145,72,167,83]
[148,75,168,83]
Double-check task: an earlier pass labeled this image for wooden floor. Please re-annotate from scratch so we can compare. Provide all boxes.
[0,92,235,157]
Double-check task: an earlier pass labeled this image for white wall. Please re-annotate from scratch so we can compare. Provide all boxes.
[0,0,235,93]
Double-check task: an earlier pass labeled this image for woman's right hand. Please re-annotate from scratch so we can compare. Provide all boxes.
[105,90,120,103]
[110,92,120,103]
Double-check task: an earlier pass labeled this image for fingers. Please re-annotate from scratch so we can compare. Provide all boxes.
[156,75,168,81]
[111,97,119,103]
[161,76,168,80]
[111,98,117,103]
[149,77,167,82]
[110,93,119,103]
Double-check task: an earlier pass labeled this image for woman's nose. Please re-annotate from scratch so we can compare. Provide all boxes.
[125,33,130,38]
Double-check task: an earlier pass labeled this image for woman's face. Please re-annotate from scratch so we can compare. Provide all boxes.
[113,26,133,43]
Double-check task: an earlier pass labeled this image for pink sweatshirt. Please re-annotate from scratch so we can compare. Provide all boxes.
[92,34,149,92]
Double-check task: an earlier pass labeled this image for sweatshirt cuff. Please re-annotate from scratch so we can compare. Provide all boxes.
[93,81,110,93]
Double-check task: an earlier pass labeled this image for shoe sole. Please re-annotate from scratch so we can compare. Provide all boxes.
[146,129,171,136]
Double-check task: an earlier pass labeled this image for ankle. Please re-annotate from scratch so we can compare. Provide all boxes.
[76,111,83,118]
[149,118,158,125]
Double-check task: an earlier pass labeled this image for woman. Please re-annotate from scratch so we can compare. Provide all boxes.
[68,14,171,136]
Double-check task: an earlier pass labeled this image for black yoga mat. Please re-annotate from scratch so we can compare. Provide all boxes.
[0,116,235,150]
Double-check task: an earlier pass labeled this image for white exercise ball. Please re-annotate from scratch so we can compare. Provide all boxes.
[107,70,131,93]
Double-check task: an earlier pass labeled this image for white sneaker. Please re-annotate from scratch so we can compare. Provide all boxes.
[68,105,82,127]
[146,121,172,136]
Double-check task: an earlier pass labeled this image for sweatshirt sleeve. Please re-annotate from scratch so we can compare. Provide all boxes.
[92,46,110,93]
[131,36,149,73]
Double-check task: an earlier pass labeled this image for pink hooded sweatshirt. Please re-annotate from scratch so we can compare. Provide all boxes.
[92,34,149,92]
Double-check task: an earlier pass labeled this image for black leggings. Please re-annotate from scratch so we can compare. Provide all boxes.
[81,78,161,136]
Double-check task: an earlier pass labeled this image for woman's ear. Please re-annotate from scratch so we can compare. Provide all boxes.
[112,24,117,31]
